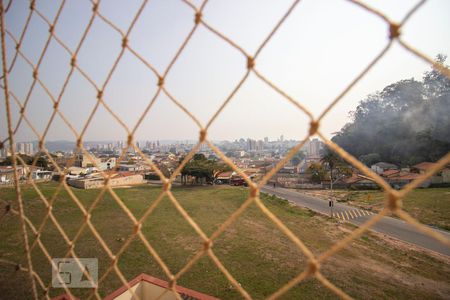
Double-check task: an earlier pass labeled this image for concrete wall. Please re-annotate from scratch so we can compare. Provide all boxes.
[442,169,450,183]
[68,174,144,189]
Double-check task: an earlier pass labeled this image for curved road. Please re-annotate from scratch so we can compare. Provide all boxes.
[261,186,450,256]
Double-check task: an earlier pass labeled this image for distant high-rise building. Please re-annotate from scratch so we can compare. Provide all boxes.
[256,140,264,151]
[246,138,256,151]
[18,143,25,154]
[264,137,269,143]
[25,142,33,155]
[0,146,8,158]
[309,138,324,157]
[280,135,284,142]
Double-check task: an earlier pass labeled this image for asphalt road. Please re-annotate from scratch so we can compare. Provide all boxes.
[261,186,450,256]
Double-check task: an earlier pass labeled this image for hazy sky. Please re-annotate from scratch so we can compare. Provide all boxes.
[1,0,450,143]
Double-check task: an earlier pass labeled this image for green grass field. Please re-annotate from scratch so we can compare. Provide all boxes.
[0,183,449,299]
[330,188,450,231]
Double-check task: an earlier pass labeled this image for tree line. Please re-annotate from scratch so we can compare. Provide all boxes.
[332,55,450,167]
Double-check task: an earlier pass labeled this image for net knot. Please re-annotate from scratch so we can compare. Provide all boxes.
[48,25,55,34]
[121,37,128,48]
[53,102,59,109]
[163,180,171,191]
[306,260,319,276]
[97,90,103,99]
[68,241,75,250]
[249,185,259,198]
[15,43,20,51]
[134,223,142,234]
[247,56,255,69]
[20,107,25,114]
[157,76,164,87]
[386,190,401,211]
[203,239,213,251]
[92,3,99,13]
[309,120,319,135]
[199,129,207,142]
[70,56,77,67]
[194,12,202,25]
[32,69,38,79]
[111,255,118,265]
[29,1,35,10]
[389,23,401,39]
[38,140,44,150]
[76,138,82,149]
[168,277,176,289]
[127,134,133,146]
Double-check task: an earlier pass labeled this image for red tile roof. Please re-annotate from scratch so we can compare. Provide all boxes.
[396,173,421,180]
[216,171,233,178]
[412,162,436,171]
[103,273,219,300]
[382,169,400,177]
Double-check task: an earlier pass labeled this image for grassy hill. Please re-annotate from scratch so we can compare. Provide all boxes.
[0,183,449,299]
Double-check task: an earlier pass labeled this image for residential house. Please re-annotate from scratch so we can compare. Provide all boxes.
[215,171,233,184]
[411,162,450,185]
[371,162,398,174]
[342,174,379,189]
[103,273,218,300]
[0,166,18,183]
[0,165,48,183]
[74,153,101,168]
[381,169,429,188]
[68,171,144,189]
[278,166,296,174]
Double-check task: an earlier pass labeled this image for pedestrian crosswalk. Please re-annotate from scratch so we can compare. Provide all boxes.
[332,209,374,221]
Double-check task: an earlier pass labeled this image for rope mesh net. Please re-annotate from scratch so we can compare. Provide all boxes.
[1,0,449,299]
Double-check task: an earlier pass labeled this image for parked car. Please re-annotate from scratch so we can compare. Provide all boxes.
[230,178,247,186]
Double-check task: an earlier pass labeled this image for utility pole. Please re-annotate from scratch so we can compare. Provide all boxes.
[330,169,334,217]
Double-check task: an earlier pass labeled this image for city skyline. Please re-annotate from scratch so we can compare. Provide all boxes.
[0,135,325,158]
[1,0,449,143]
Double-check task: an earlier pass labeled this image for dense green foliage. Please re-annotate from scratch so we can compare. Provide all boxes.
[290,149,306,166]
[307,162,326,183]
[0,153,49,168]
[180,153,230,184]
[332,55,450,167]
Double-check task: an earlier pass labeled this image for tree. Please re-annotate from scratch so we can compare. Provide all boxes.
[332,55,450,166]
[321,148,351,188]
[359,153,381,166]
[321,149,340,179]
[290,150,305,166]
[308,163,326,183]
[35,156,48,168]
[225,151,236,158]
[180,154,230,185]
[1,154,33,166]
